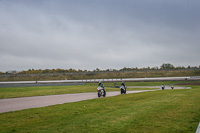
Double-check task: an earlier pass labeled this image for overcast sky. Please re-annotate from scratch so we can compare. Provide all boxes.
[0,0,200,72]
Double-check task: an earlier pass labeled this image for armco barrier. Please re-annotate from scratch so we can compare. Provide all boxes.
[196,122,200,133]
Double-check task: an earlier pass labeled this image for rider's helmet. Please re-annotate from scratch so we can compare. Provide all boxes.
[98,81,102,86]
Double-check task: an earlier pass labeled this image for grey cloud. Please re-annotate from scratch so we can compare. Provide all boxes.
[0,0,199,71]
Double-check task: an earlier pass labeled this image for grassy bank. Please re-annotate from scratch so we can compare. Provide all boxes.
[1,69,200,81]
[0,85,200,132]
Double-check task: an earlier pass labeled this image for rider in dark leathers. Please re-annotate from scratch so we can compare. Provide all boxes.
[120,81,126,94]
[121,81,125,87]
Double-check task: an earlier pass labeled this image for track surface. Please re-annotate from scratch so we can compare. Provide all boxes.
[0,87,188,113]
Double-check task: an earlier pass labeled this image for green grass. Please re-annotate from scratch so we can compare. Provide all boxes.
[0,81,198,99]
[0,85,156,99]
[0,85,200,132]
[0,85,95,99]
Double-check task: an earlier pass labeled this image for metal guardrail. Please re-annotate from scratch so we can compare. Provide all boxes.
[0,76,198,88]
[190,76,200,79]
[80,77,192,82]
[196,122,200,133]
[0,76,194,84]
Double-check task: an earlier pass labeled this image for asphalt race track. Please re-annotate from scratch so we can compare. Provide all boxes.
[0,90,155,113]
[0,86,188,113]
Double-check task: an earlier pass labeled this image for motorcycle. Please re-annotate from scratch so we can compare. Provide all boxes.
[120,85,126,94]
[97,86,106,97]
[161,85,165,90]
[171,86,174,89]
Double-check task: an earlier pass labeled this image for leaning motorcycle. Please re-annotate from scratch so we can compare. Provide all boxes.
[120,85,126,94]
[97,86,106,97]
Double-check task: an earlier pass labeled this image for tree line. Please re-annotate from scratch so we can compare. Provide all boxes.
[0,63,200,75]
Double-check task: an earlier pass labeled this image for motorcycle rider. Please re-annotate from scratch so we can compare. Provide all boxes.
[120,81,126,94]
[98,81,104,87]
[98,81,105,93]
[171,85,174,89]
[161,84,165,90]
[121,81,125,87]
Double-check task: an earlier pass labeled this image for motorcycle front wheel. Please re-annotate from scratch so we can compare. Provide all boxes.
[98,92,101,97]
